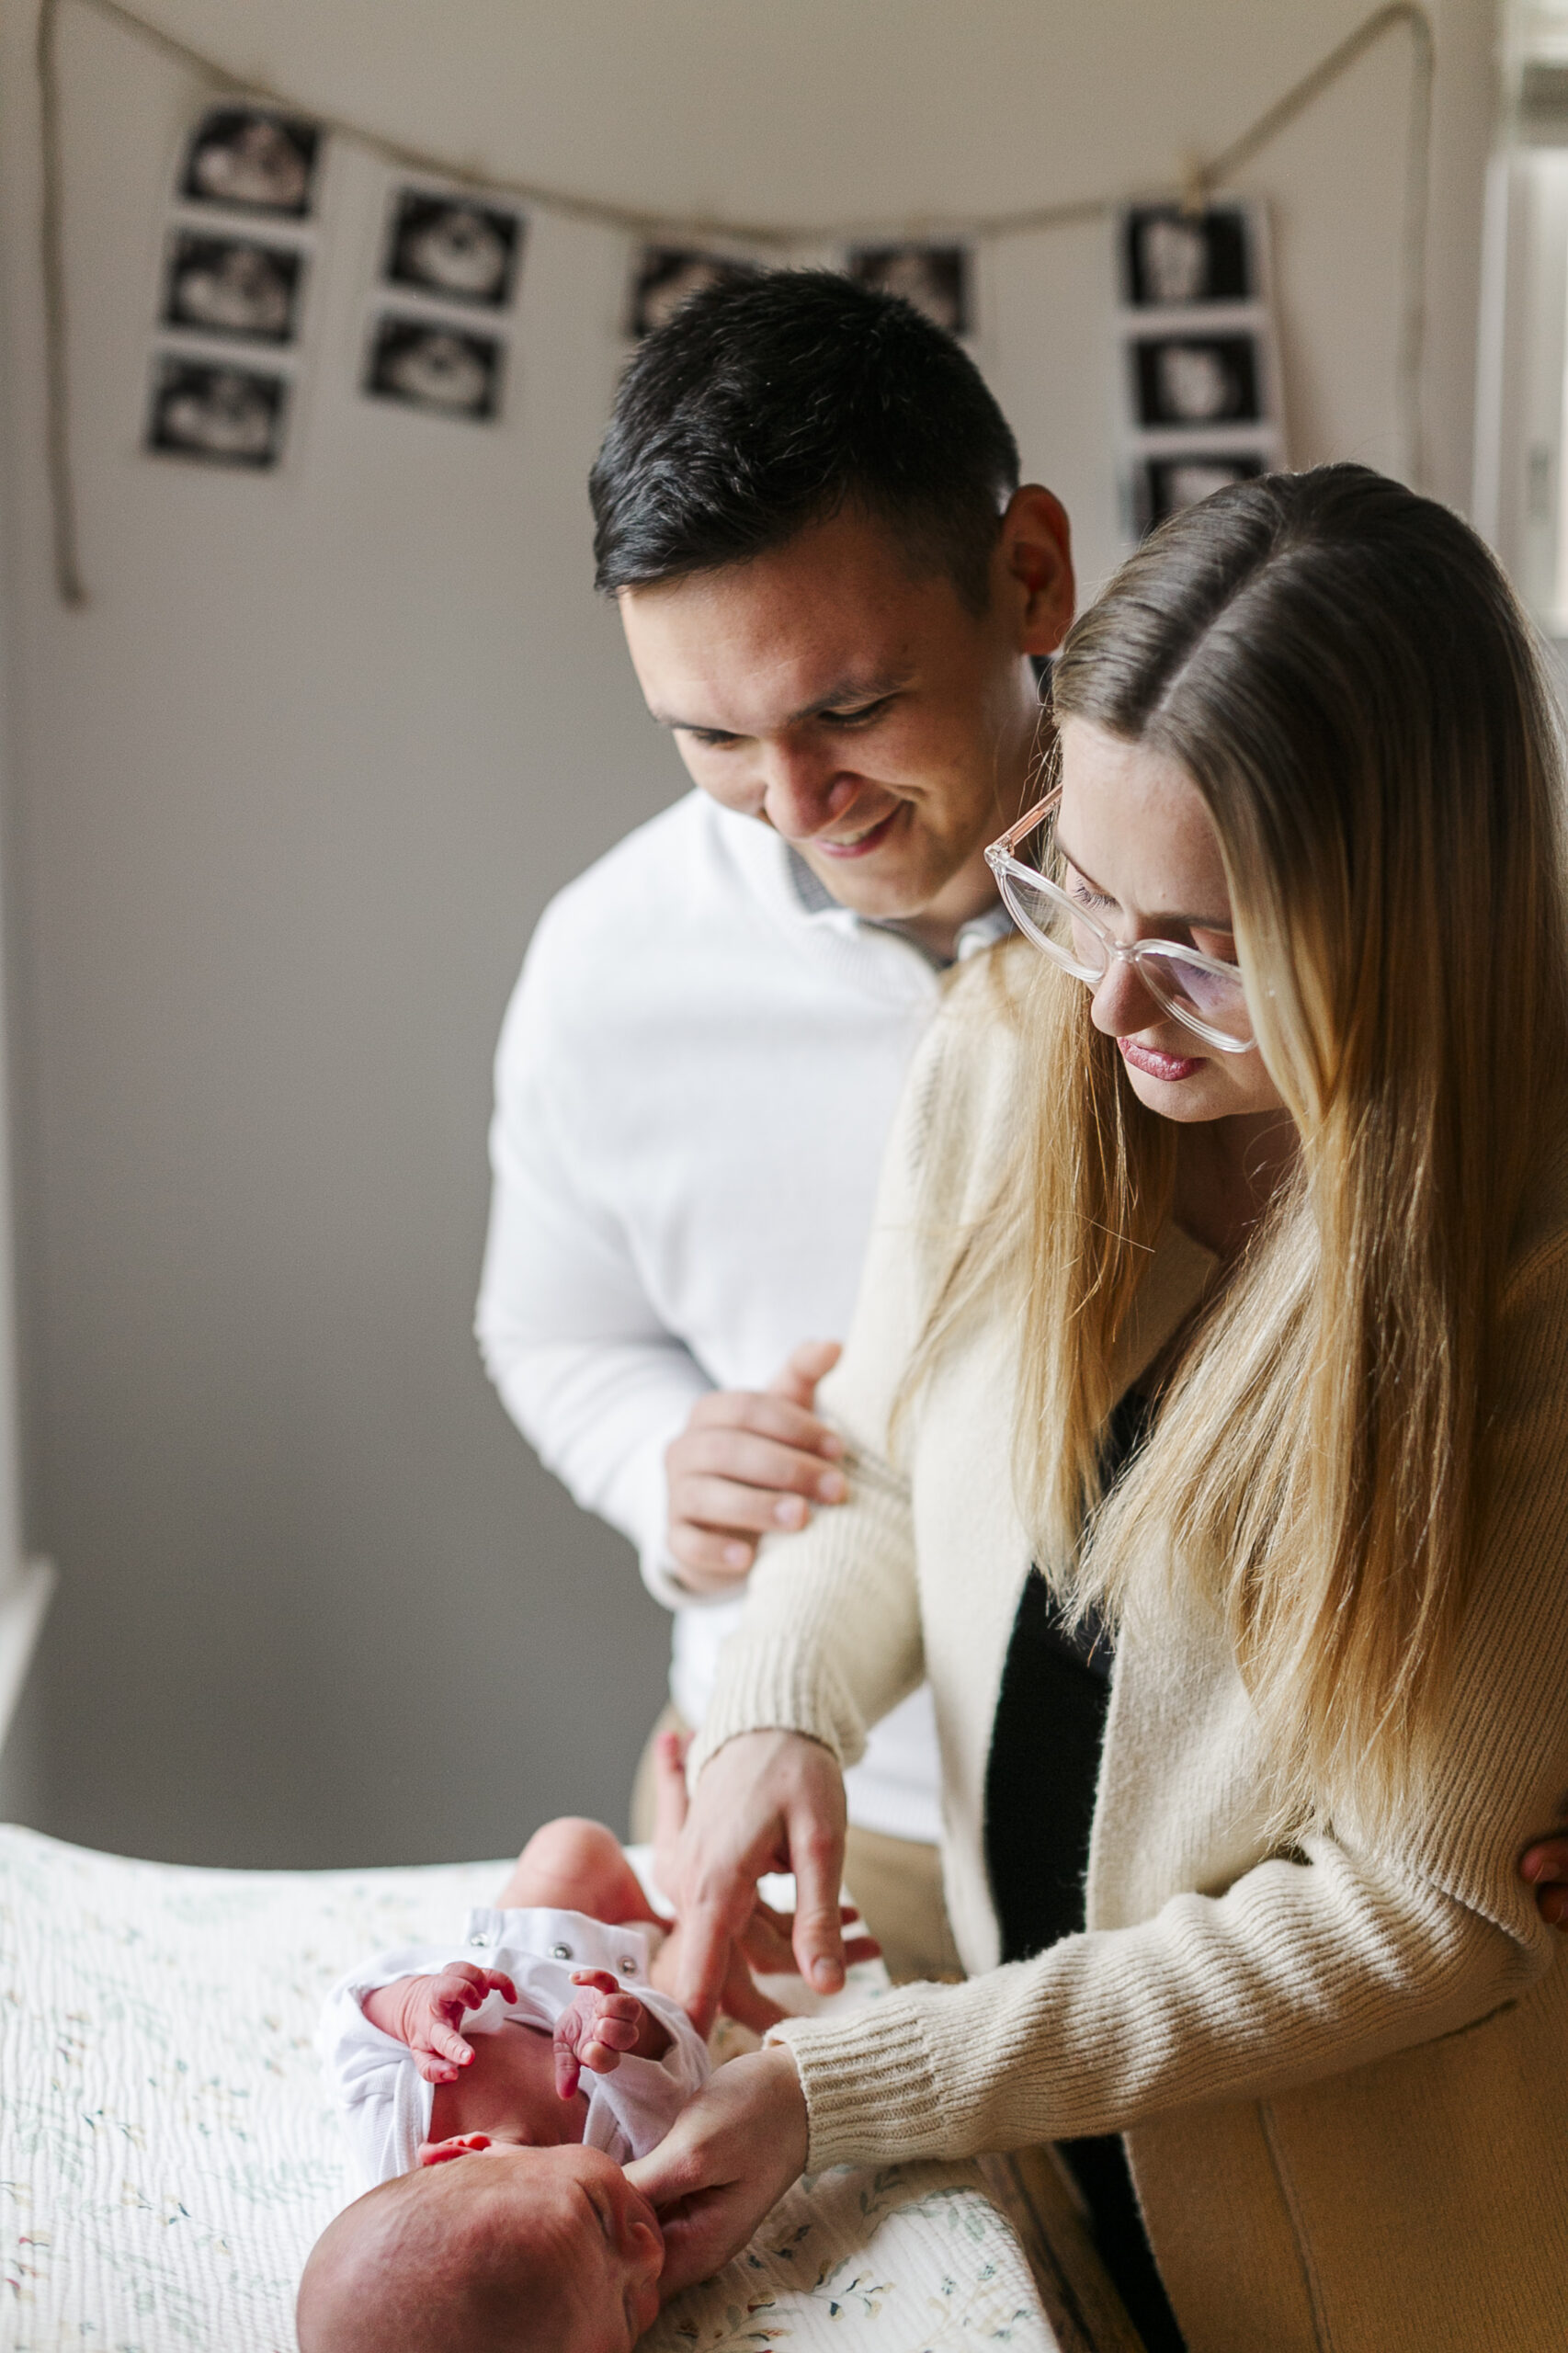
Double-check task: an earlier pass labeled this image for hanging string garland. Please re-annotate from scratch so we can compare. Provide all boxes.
[36,0,1434,607]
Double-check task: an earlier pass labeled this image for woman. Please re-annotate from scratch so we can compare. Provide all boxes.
[624,467,1568,2352]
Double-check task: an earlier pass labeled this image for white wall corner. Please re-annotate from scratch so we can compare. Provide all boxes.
[0,1558,53,1751]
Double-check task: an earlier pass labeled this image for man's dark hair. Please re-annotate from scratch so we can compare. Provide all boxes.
[590,269,1020,615]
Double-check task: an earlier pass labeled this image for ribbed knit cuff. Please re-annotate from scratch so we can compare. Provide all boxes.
[687,1636,866,1784]
[767,2000,947,2168]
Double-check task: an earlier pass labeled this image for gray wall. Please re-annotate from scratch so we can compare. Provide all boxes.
[0,0,1498,1865]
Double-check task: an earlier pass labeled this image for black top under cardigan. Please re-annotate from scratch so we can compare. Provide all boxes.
[983,1388,1187,2353]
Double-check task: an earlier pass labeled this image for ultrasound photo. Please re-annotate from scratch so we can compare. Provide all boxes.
[1132,335,1261,429]
[627,248,762,338]
[179,106,321,218]
[1140,453,1264,531]
[846,244,971,337]
[363,317,504,419]
[1124,207,1251,308]
[146,358,288,467]
[162,233,304,344]
[383,191,523,309]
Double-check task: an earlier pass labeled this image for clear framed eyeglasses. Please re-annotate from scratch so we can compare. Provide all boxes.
[983,787,1255,1053]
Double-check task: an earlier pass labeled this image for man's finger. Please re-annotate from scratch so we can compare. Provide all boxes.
[686,1388,843,1452]
[679,1424,846,1494]
[767,1337,842,1408]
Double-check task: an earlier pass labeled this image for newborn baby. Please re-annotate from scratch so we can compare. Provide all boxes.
[300,1744,805,2353]
[313,1837,710,2185]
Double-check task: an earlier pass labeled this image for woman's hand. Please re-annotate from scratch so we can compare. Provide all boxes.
[665,1729,850,2034]
[625,2044,809,2295]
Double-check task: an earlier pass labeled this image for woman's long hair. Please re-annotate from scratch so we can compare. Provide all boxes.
[946,466,1568,1836]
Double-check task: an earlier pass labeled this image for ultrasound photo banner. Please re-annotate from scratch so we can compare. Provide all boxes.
[35,0,1434,596]
[1115,199,1286,539]
[142,102,321,472]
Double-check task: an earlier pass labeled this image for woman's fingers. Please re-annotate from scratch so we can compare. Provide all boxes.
[668,1731,850,2027]
[670,1903,738,2039]
[786,1813,848,1994]
[626,2048,809,2296]
[716,1950,790,2035]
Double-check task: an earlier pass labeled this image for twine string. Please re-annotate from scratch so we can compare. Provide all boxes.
[37,0,1435,607]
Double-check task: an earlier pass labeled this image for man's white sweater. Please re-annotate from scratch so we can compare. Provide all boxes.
[475,788,1005,1841]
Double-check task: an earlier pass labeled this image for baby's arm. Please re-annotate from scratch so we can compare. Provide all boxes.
[553,1967,669,2098]
[361,1963,518,2086]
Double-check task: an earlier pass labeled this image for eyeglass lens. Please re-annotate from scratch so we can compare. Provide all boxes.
[998,865,1250,1044]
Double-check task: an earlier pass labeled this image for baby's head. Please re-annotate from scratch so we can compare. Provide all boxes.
[297,2141,663,2353]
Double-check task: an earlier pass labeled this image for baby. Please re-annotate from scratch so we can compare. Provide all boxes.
[299,1742,821,2353]
[312,1813,710,2187]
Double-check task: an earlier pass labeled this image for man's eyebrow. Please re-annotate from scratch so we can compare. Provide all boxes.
[1055,827,1233,933]
[653,669,914,734]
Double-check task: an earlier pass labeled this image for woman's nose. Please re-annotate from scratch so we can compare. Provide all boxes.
[1089,949,1163,1040]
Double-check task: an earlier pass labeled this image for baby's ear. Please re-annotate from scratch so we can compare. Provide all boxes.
[415,2133,493,2166]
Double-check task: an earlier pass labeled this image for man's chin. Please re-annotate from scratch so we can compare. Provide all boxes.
[793,844,944,924]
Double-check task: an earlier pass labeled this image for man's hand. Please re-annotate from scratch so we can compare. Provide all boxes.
[665,1340,846,1593]
[1520,1836,1568,1927]
[665,1729,850,2035]
[361,1966,517,2086]
[553,1968,667,2100]
[625,2045,810,2296]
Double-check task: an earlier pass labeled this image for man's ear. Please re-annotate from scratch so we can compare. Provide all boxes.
[997,484,1075,658]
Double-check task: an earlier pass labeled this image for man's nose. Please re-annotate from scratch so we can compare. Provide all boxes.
[757,740,858,840]
[1089,949,1163,1039]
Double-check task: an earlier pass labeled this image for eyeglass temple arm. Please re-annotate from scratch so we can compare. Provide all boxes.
[996,787,1061,858]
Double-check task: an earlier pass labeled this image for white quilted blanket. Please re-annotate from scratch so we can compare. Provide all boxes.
[0,1824,1057,2350]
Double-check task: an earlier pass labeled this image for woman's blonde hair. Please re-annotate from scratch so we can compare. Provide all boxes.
[955,466,1568,1835]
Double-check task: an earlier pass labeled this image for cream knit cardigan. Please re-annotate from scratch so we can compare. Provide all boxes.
[694,966,1568,2353]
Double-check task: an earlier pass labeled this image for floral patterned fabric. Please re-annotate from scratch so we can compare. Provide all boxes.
[0,1824,1057,2349]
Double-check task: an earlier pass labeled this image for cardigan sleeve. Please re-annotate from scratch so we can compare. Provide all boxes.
[689,964,1022,1778]
[766,1214,1568,2165]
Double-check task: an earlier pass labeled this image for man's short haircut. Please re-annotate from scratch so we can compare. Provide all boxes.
[590,269,1021,614]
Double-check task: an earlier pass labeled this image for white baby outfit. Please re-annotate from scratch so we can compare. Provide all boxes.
[317,1904,710,2188]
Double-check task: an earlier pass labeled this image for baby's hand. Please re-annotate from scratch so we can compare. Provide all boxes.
[553,1968,669,2100]
[363,1965,518,2086]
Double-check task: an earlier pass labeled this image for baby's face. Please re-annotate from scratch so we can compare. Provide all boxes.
[460,2141,664,2351]
[298,2141,664,2353]
[428,2015,588,2149]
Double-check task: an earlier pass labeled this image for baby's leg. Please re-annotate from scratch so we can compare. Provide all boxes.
[494,1816,661,1926]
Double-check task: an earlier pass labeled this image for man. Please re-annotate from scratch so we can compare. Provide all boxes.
[476,270,1568,1978]
[475,271,1073,1981]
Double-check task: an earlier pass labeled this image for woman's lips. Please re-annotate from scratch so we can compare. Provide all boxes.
[810,805,904,859]
[1118,1036,1204,1083]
